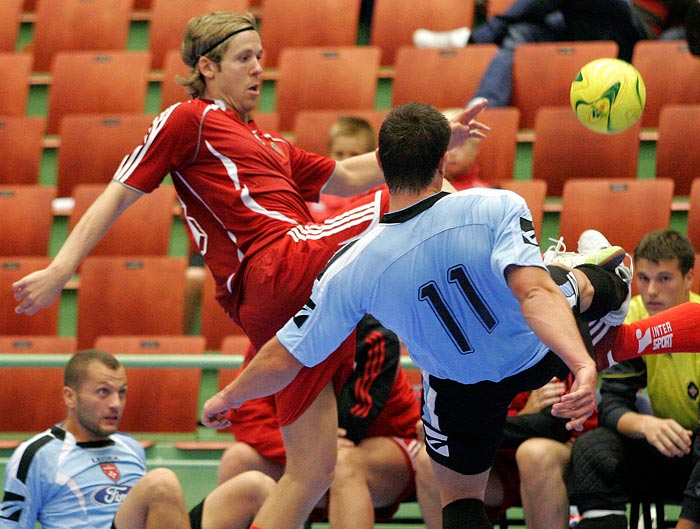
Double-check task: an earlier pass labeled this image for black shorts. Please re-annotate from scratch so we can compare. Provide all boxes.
[422,350,569,475]
[188,499,204,529]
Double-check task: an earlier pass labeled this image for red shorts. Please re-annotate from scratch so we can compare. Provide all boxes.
[227,394,286,465]
[484,448,521,523]
[235,188,388,426]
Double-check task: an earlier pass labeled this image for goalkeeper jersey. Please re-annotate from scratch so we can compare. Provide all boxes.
[1,426,146,529]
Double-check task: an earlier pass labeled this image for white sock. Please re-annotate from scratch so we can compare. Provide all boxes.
[582,509,627,519]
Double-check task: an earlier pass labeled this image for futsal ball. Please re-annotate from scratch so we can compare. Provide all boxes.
[570,58,646,134]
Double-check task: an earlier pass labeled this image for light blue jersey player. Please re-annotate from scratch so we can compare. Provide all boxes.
[279,188,549,384]
[203,102,597,529]
[0,426,145,529]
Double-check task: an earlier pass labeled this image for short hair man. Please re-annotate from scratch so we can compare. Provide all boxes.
[570,229,700,529]
[202,103,598,529]
[0,350,274,529]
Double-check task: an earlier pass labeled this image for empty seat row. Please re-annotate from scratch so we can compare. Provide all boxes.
[4,37,699,141]
[0,254,246,349]
[2,0,475,70]
[0,333,252,436]
[0,183,176,256]
[3,175,699,266]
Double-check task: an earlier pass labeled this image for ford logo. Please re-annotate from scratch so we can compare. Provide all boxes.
[91,485,132,505]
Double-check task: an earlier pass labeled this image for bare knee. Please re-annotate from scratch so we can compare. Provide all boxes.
[225,470,276,507]
[285,449,336,499]
[135,468,184,504]
[516,438,570,479]
[218,442,282,484]
[332,446,366,484]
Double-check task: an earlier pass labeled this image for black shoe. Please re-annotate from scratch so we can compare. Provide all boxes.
[577,514,627,529]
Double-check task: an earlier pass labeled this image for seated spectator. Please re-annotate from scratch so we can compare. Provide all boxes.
[0,349,274,529]
[570,229,700,529]
[413,0,694,107]
[217,315,422,529]
[308,116,378,221]
[442,108,490,190]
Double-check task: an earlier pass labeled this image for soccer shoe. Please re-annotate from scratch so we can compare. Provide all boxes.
[577,229,613,254]
[542,237,625,271]
[576,229,633,326]
[412,26,471,48]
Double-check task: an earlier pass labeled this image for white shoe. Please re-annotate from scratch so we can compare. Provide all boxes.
[412,26,471,49]
[543,237,626,271]
[575,230,633,325]
[578,229,613,254]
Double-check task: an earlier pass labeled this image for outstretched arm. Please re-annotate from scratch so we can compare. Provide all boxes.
[506,265,598,431]
[13,181,142,315]
[201,336,304,429]
[325,99,490,197]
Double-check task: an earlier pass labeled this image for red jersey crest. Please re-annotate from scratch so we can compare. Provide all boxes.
[100,463,120,483]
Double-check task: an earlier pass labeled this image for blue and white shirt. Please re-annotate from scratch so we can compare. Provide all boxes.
[1,425,146,529]
[278,188,550,384]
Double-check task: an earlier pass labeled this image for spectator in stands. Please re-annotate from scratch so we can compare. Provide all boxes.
[328,115,376,162]
[0,349,274,529]
[217,315,422,529]
[570,229,700,529]
[413,0,695,107]
[308,115,378,221]
[441,108,489,190]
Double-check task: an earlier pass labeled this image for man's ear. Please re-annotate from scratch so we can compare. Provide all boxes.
[63,386,76,410]
[197,56,217,80]
[438,153,447,175]
[375,149,382,170]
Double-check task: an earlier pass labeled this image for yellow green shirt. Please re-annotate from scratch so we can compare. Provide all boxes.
[625,292,700,431]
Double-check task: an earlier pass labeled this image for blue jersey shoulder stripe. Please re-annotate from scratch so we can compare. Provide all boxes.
[16,434,54,484]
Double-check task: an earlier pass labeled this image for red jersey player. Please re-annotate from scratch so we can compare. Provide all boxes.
[12,11,489,529]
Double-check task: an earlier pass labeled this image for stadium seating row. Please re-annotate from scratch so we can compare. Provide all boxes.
[0,251,247,347]
[0,333,251,438]
[3,103,700,198]
[2,178,699,330]
[2,0,477,69]
[3,38,698,147]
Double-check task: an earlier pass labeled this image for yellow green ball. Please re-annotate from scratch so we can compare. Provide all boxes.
[570,57,646,134]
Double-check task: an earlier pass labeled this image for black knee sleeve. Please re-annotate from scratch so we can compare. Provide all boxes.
[443,498,492,529]
[547,265,593,356]
[188,498,205,529]
[569,429,629,513]
[575,264,628,321]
